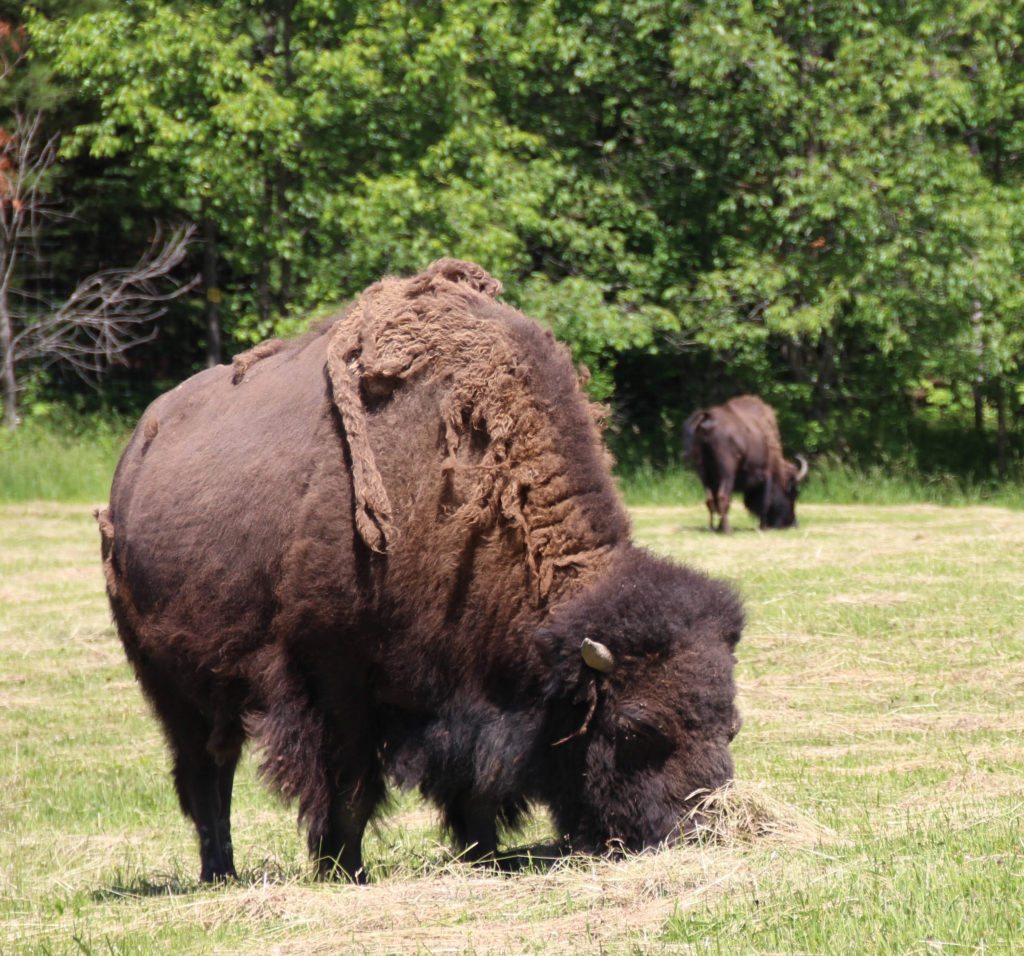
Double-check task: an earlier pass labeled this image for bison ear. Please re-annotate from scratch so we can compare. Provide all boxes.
[534,627,584,698]
[535,628,558,667]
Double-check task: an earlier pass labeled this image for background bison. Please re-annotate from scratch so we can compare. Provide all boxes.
[98,259,743,883]
[684,395,808,533]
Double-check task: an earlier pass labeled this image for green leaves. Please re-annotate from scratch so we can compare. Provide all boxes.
[17,0,1024,463]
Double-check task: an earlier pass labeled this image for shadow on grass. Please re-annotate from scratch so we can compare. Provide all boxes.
[492,840,571,874]
[688,525,761,535]
[91,875,205,902]
[92,859,311,900]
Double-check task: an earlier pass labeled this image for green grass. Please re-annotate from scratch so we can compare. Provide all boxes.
[0,420,128,503]
[616,458,1024,508]
[4,418,1024,508]
[3,501,1024,953]
[668,817,1024,954]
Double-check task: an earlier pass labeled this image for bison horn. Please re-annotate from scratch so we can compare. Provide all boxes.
[581,638,615,673]
[795,454,809,483]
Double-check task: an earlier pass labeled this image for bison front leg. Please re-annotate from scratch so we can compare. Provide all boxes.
[446,793,498,864]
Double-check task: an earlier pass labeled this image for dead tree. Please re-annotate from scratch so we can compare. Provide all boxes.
[0,109,196,429]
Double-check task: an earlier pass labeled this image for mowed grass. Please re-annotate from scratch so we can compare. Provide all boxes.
[1,501,1022,954]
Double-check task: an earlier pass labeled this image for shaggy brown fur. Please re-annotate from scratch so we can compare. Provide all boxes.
[101,259,743,884]
[232,338,285,384]
[327,257,616,598]
[684,394,807,532]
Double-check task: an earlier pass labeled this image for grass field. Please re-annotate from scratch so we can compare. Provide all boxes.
[2,500,1023,954]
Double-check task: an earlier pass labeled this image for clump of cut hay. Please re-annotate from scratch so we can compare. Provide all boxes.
[685,781,833,845]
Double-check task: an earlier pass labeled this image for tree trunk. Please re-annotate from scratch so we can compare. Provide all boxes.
[996,379,1008,480]
[203,216,222,367]
[257,174,273,326]
[274,0,294,314]
[813,331,836,422]
[0,294,18,429]
[972,299,984,433]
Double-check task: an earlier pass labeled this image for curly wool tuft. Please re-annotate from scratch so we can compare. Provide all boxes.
[326,258,616,601]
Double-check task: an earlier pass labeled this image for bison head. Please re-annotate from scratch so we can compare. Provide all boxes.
[744,455,808,529]
[539,547,743,853]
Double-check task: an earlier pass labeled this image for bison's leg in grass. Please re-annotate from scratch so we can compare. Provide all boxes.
[175,746,241,883]
[715,475,735,534]
[759,474,773,529]
[138,667,243,882]
[446,793,499,863]
[299,703,385,883]
[311,772,385,884]
[703,489,718,530]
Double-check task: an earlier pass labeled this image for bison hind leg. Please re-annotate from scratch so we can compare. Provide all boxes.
[445,794,499,862]
[136,665,244,882]
[171,738,243,882]
[249,688,386,883]
[703,489,717,529]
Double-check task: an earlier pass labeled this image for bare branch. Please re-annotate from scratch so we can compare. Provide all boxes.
[1,108,197,426]
[12,225,198,374]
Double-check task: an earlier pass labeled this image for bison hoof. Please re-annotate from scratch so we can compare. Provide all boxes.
[317,860,367,885]
[199,866,238,884]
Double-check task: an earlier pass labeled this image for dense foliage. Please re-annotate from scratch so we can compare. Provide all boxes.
[4,0,1023,478]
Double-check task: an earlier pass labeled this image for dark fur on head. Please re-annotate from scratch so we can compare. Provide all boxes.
[535,547,743,851]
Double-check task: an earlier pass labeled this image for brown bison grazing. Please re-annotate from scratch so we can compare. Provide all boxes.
[684,395,808,533]
[98,259,743,883]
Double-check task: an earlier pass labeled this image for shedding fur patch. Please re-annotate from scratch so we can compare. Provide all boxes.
[727,396,788,481]
[232,339,285,384]
[326,258,616,600]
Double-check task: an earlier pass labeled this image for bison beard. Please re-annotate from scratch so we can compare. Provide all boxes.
[99,259,743,883]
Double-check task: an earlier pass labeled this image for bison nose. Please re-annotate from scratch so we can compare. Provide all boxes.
[728,709,743,742]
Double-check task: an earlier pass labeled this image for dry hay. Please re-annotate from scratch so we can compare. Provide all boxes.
[828,591,915,607]
[685,780,835,846]
[179,783,827,954]
[3,785,825,955]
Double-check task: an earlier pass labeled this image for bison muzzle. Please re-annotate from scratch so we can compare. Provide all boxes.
[99,259,743,882]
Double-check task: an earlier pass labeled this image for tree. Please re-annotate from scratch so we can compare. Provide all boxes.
[22,0,1024,474]
[0,108,194,428]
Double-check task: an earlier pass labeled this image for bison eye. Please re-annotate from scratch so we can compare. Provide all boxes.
[615,712,674,766]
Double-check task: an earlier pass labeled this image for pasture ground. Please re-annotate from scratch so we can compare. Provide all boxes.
[1,501,1022,954]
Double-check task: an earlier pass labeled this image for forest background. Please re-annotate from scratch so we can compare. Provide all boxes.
[2,0,1023,494]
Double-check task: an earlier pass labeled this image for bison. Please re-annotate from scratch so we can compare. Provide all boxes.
[684,395,808,533]
[98,259,743,883]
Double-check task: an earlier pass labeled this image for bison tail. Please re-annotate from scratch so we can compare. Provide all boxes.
[683,410,711,460]
[94,506,119,599]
